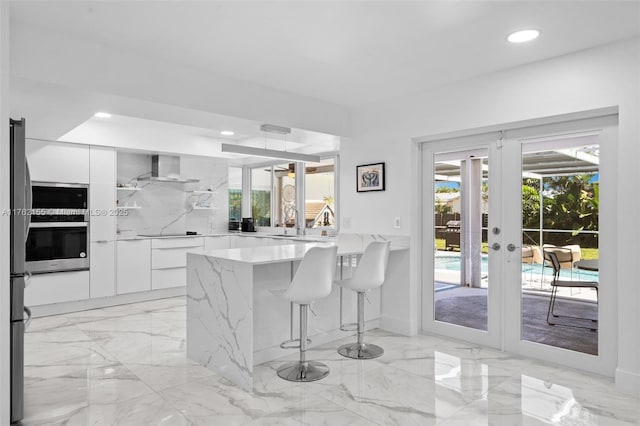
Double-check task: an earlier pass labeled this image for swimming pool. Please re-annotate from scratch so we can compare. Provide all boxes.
[434,253,599,281]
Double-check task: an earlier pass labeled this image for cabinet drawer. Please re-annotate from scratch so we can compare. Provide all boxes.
[151,247,202,269]
[152,268,186,290]
[151,237,203,249]
[25,271,90,306]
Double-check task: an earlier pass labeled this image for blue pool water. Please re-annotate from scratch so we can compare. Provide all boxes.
[435,254,599,281]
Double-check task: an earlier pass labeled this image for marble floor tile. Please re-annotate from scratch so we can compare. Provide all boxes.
[123,358,217,391]
[25,392,193,426]
[23,296,640,426]
[317,363,481,426]
[23,363,158,425]
[27,314,73,332]
[438,373,640,426]
[25,328,117,368]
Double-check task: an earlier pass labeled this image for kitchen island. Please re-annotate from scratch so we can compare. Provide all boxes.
[186,234,409,390]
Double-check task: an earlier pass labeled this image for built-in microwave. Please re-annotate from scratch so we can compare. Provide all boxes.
[26,182,89,273]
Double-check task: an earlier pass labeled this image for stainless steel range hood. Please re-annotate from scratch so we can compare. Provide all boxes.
[139,155,199,183]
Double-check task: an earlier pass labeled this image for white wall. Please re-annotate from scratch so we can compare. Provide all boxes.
[342,38,640,392]
[10,25,351,140]
[0,3,10,423]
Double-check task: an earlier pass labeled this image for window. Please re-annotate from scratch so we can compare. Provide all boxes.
[228,167,242,221]
[251,166,272,226]
[304,158,335,229]
[274,163,296,228]
[248,157,338,230]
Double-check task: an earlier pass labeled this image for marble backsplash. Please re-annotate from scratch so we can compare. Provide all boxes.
[116,152,229,236]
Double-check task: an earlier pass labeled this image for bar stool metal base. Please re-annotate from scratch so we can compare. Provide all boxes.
[277,360,330,382]
[337,342,384,359]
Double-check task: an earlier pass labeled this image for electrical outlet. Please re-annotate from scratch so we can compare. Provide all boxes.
[393,217,401,228]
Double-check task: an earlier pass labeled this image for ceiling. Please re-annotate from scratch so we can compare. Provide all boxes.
[10,1,640,108]
[59,114,341,165]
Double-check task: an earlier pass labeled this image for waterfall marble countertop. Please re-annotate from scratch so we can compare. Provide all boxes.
[186,232,410,390]
[115,231,337,242]
[189,238,409,265]
[116,232,337,242]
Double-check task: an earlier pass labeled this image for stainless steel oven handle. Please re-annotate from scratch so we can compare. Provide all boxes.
[23,306,32,330]
[29,222,88,228]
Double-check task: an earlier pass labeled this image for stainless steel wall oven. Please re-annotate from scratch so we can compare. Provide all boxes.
[26,182,90,273]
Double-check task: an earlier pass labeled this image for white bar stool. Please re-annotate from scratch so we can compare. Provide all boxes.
[273,245,338,382]
[336,241,390,359]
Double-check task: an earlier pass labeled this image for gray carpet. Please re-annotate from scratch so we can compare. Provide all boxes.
[435,294,598,355]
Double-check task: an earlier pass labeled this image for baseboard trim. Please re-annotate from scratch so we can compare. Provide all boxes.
[29,287,186,318]
[615,367,640,396]
[380,314,418,336]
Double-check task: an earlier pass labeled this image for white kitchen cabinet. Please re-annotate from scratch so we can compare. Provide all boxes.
[151,237,203,290]
[90,146,116,242]
[90,183,116,241]
[25,271,90,306]
[90,241,116,298]
[90,146,116,184]
[117,239,151,294]
[152,268,187,290]
[204,236,231,251]
[26,139,90,183]
[152,247,192,269]
[151,237,204,249]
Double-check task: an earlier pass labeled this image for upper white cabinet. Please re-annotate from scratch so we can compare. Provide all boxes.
[89,146,116,242]
[26,140,90,183]
[90,146,116,184]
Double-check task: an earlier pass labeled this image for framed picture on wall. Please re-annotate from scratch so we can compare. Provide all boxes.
[356,162,385,192]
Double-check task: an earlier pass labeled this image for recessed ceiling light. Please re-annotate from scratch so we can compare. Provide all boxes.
[94,112,111,118]
[507,29,540,43]
[221,130,235,136]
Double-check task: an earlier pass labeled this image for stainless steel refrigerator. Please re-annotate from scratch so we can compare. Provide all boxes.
[10,118,31,424]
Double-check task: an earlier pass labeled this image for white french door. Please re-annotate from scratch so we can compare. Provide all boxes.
[420,113,617,376]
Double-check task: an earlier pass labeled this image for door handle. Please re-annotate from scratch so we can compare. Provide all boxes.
[490,242,501,251]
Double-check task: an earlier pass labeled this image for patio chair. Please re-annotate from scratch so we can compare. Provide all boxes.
[541,244,582,289]
[545,251,599,331]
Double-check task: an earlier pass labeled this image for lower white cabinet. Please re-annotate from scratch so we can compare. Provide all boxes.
[117,239,151,294]
[152,268,187,290]
[150,237,204,290]
[25,271,90,306]
[90,241,116,298]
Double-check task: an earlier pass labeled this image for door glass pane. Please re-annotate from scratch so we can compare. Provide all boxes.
[304,158,335,229]
[251,166,271,226]
[521,141,599,355]
[434,150,489,331]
